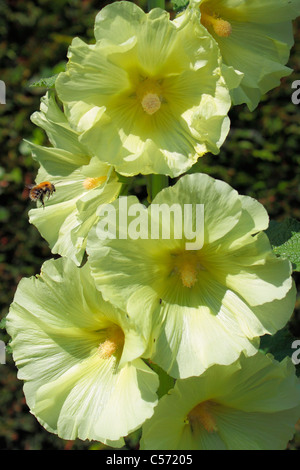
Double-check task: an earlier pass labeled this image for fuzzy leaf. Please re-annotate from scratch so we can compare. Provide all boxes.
[259,327,300,377]
[265,218,300,271]
[171,0,189,10]
[30,74,58,89]
[260,326,295,361]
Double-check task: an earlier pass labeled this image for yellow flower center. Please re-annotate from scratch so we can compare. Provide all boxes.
[187,400,218,433]
[136,78,163,115]
[172,251,204,288]
[98,325,125,360]
[200,9,232,38]
[83,176,107,190]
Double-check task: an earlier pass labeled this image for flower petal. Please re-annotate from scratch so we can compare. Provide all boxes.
[141,352,300,450]
[6,258,158,443]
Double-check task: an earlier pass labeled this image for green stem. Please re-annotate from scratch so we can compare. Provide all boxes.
[150,174,169,200]
[147,0,165,11]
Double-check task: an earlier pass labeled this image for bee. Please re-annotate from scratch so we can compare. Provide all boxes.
[27,181,56,208]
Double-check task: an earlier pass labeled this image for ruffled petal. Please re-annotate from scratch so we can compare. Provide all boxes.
[6,258,158,444]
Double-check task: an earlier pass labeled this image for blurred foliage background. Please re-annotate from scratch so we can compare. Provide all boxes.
[0,0,300,450]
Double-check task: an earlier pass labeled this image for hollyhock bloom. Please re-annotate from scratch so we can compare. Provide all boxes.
[28,92,122,265]
[87,173,296,378]
[141,352,300,450]
[182,0,300,110]
[55,1,236,178]
[6,257,158,445]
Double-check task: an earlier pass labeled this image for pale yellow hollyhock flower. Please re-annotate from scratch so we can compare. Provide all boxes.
[87,173,296,379]
[28,92,122,265]
[141,352,300,450]
[55,1,236,178]
[6,257,158,445]
[183,0,300,110]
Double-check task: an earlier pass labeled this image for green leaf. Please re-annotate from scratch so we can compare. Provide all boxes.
[147,0,165,10]
[170,0,189,11]
[146,361,175,398]
[5,343,12,355]
[259,327,300,377]
[265,217,300,271]
[260,326,295,361]
[115,172,134,184]
[30,74,58,89]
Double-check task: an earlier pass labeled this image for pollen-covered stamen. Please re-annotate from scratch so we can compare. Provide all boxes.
[136,78,163,115]
[187,400,218,434]
[173,252,203,288]
[201,10,232,38]
[98,325,125,360]
[179,261,198,288]
[83,176,107,190]
[141,93,161,115]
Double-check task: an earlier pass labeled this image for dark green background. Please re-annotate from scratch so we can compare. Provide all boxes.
[0,0,299,450]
